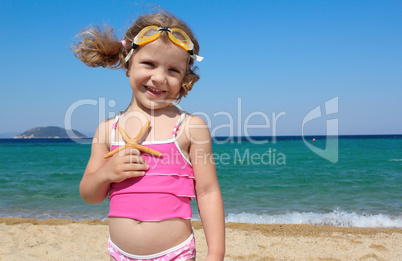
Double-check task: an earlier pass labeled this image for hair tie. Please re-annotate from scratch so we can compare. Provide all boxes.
[120,40,126,48]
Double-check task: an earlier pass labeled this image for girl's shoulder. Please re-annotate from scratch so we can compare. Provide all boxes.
[92,116,117,147]
[182,113,212,142]
[182,113,209,129]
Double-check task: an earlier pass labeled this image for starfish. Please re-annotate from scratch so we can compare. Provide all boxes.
[104,121,162,159]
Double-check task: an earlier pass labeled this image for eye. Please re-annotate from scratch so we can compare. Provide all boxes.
[142,61,155,67]
[169,68,181,74]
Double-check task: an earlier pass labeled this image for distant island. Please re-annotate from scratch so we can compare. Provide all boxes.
[14,126,87,139]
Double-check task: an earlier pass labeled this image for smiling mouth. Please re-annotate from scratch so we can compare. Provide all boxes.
[144,85,166,96]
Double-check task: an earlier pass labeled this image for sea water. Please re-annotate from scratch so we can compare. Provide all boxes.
[0,136,401,227]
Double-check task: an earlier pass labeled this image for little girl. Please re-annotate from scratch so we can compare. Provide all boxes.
[72,12,225,261]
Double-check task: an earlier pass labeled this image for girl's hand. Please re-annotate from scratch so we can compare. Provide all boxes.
[104,147,149,183]
[80,121,150,204]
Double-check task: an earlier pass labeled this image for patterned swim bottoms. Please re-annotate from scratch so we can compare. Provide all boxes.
[108,233,196,261]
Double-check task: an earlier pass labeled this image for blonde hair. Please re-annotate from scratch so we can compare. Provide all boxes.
[72,13,200,101]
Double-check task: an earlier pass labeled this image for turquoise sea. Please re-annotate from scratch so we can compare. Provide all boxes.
[1,136,401,227]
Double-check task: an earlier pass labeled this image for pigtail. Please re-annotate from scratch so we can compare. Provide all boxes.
[72,26,125,69]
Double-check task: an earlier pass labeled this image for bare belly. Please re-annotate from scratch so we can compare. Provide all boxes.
[109,217,192,255]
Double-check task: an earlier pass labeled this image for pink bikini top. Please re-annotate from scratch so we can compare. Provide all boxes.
[108,112,195,221]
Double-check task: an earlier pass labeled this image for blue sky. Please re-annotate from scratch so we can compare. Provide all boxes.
[1,0,401,137]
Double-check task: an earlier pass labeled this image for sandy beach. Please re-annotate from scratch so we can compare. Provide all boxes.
[1,218,401,260]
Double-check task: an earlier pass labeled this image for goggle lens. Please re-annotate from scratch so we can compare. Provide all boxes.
[169,28,194,51]
[135,26,193,51]
[135,26,161,46]
[127,25,203,63]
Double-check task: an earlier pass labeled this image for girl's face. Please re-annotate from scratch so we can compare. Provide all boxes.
[128,38,188,111]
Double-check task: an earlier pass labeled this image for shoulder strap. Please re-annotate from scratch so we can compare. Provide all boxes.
[111,112,122,143]
[172,112,186,138]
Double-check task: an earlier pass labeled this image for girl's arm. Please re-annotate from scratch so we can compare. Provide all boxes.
[80,121,111,204]
[189,116,225,260]
[80,121,148,204]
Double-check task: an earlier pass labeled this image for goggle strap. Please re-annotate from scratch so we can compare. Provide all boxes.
[190,53,204,62]
[124,48,135,63]
[158,27,172,32]
[188,50,204,62]
[124,41,139,63]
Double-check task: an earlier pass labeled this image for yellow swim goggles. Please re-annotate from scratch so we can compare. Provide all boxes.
[124,25,204,63]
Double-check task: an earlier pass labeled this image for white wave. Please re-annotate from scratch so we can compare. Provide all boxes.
[388,159,402,161]
[225,209,402,228]
[3,208,402,228]
[0,209,108,221]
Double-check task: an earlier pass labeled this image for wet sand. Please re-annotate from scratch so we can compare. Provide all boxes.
[1,217,401,260]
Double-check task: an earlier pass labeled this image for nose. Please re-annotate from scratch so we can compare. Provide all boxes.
[151,68,167,84]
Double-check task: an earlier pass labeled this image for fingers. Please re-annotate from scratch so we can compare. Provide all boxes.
[108,164,147,183]
[106,155,149,183]
[122,148,149,172]
[109,148,147,166]
[124,153,147,165]
[106,147,152,182]
[120,158,149,179]
[124,162,148,174]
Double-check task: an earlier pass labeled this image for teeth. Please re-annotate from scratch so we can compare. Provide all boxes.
[147,86,164,93]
